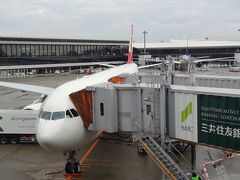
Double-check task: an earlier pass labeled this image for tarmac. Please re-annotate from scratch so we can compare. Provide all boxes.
[0,71,240,179]
[0,140,162,180]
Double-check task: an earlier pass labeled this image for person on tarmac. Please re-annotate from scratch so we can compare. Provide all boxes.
[192,172,200,180]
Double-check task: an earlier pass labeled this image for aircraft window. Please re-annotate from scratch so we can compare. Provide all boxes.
[66,110,73,118]
[146,104,152,115]
[51,111,65,120]
[41,111,51,120]
[70,109,79,117]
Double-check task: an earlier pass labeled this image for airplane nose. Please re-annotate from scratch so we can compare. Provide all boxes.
[36,132,53,151]
[36,128,56,151]
[36,119,62,151]
[36,116,90,152]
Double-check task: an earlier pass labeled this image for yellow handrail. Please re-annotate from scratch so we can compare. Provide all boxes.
[140,139,177,180]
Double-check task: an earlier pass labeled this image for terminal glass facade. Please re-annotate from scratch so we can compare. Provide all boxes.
[137,47,240,58]
[0,37,128,65]
[0,44,126,57]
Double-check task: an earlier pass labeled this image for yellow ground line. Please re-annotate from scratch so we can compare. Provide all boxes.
[80,138,101,165]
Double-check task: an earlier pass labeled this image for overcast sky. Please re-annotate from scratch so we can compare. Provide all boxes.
[0,0,239,42]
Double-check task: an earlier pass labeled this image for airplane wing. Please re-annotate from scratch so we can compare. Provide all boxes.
[138,63,162,69]
[0,81,54,95]
[99,63,117,68]
[194,57,234,63]
[195,56,210,59]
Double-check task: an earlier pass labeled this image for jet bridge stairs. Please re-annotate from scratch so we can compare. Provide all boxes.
[133,133,190,180]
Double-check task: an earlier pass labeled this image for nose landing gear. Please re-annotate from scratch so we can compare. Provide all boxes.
[64,151,81,175]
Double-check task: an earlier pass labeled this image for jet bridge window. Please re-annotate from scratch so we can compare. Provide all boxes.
[41,111,51,120]
[146,104,152,115]
[51,111,65,120]
[100,103,104,116]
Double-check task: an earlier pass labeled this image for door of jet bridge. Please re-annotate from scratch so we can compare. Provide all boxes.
[142,88,160,134]
[143,101,153,132]
[69,90,93,129]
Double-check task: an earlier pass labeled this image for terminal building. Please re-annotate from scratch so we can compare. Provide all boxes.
[1,37,240,65]
[134,39,240,58]
[0,37,129,65]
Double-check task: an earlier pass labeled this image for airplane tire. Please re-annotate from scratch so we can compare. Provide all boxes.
[65,162,73,174]
[73,162,80,174]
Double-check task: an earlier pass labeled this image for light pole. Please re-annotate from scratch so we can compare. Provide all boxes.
[238,29,240,43]
[181,34,189,55]
[143,30,147,55]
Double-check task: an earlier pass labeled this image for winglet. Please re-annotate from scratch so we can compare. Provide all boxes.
[127,24,133,64]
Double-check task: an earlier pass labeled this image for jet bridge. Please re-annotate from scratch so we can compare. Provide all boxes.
[79,72,240,152]
[167,85,240,152]
[86,83,160,134]
[84,82,192,179]
[69,71,240,179]
[69,90,93,128]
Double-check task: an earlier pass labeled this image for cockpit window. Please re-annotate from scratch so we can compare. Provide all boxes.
[51,111,65,120]
[70,109,79,117]
[41,111,51,120]
[66,110,73,118]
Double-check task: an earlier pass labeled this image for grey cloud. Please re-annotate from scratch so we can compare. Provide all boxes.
[0,0,239,42]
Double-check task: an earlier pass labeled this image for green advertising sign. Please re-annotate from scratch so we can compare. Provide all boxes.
[198,94,240,151]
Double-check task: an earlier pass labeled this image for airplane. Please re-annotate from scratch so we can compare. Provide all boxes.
[171,55,234,71]
[166,45,234,70]
[142,54,234,71]
[0,25,161,174]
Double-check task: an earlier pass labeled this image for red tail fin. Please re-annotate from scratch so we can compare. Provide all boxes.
[127,24,133,64]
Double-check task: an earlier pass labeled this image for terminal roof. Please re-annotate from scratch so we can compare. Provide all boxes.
[134,39,240,49]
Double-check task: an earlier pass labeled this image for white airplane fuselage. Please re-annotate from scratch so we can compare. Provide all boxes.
[36,63,138,152]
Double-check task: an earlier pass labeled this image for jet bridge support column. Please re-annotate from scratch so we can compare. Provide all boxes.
[189,57,196,86]
[166,56,174,85]
[161,173,167,180]
[191,144,196,172]
[189,58,197,172]
[160,84,166,145]
[159,64,167,145]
